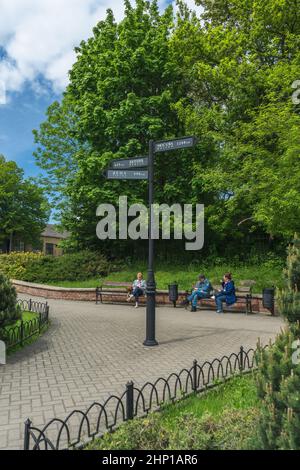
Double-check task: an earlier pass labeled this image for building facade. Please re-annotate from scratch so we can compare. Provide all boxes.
[40,225,70,256]
[0,224,70,256]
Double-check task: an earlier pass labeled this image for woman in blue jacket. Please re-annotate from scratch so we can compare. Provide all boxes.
[215,273,236,313]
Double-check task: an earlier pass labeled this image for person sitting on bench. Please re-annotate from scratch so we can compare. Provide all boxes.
[127,272,146,308]
[215,272,236,314]
[187,274,212,312]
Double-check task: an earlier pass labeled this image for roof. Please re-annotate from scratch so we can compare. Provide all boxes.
[41,224,70,240]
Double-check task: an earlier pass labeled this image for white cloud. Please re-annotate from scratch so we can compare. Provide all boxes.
[173,0,203,15]
[0,0,203,97]
[0,0,125,95]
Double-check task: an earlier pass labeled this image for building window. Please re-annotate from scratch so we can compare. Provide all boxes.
[45,243,54,255]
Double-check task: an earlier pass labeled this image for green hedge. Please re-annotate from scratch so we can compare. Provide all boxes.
[0,251,110,283]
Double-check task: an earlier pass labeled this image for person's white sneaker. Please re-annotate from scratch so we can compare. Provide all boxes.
[135,302,139,308]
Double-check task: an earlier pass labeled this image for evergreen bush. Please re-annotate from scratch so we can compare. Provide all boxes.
[0,273,21,337]
[256,233,300,449]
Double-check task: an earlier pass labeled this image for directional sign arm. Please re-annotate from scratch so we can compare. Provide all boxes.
[110,156,148,169]
[154,136,197,153]
[105,169,148,180]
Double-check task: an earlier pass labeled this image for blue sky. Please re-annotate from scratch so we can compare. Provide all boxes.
[0,0,200,180]
[0,83,57,177]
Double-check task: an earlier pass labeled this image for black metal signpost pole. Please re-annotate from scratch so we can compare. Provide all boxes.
[105,136,197,347]
[143,139,158,346]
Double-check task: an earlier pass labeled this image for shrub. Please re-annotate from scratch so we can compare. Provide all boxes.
[255,235,300,450]
[284,234,300,291]
[0,250,110,283]
[255,323,300,449]
[0,252,44,280]
[0,273,21,338]
[277,290,300,324]
[277,234,300,323]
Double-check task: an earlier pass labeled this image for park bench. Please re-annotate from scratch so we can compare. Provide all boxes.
[184,283,254,315]
[96,281,133,304]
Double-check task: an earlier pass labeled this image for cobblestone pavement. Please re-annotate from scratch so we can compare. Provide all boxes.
[0,296,283,449]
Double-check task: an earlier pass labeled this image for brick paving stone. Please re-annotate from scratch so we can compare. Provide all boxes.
[0,295,283,449]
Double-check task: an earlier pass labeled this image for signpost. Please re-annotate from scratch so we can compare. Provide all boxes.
[106,169,148,180]
[104,136,197,347]
[143,140,157,346]
[110,156,148,169]
[154,136,197,153]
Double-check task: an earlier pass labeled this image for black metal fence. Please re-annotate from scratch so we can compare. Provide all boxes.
[24,345,260,450]
[3,299,50,351]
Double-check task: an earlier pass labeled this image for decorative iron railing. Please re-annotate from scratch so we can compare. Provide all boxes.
[3,299,49,351]
[24,345,260,450]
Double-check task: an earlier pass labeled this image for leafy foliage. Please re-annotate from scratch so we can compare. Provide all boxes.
[277,234,300,323]
[0,155,49,251]
[0,251,110,283]
[256,233,300,449]
[34,0,300,257]
[284,234,300,292]
[0,252,44,280]
[0,273,21,333]
[256,323,300,449]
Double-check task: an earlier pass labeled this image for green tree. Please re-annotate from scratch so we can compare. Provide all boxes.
[34,1,210,254]
[34,0,300,256]
[0,155,50,252]
[176,0,300,239]
[33,97,80,212]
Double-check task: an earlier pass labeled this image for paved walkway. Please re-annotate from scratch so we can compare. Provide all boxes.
[0,296,283,449]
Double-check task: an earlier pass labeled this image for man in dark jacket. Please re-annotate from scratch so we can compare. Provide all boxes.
[186,274,212,312]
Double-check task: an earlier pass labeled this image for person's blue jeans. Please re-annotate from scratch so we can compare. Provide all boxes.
[132,287,144,300]
[188,291,208,307]
[215,294,226,312]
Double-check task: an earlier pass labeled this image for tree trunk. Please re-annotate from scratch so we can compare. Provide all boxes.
[9,232,13,253]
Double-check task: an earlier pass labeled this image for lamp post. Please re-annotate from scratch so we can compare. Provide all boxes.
[143,140,158,346]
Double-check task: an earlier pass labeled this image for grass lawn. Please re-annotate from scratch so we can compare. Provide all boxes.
[9,311,37,327]
[160,372,258,422]
[47,261,284,294]
[85,373,261,450]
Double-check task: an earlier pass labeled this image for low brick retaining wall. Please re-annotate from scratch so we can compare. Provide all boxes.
[12,280,275,315]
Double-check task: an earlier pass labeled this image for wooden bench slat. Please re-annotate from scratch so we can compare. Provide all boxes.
[96,280,138,304]
[100,281,132,286]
